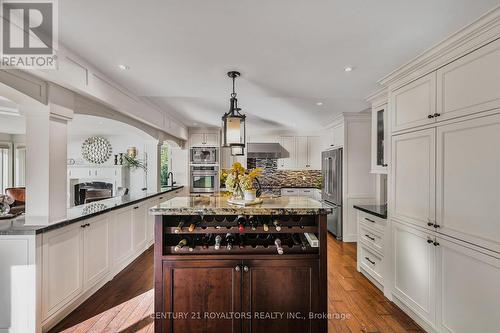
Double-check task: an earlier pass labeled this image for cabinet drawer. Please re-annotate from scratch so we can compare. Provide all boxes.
[359,224,383,254]
[298,188,315,198]
[359,245,383,285]
[358,212,386,233]
[281,188,299,196]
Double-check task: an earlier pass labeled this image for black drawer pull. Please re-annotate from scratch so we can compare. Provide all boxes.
[365,218,375,223]
[365,234,375,241]
[427,239,434,244]
[428,114,434,119]
[365,257,376,265]
[133,206,139,210]
[433,113,441,117]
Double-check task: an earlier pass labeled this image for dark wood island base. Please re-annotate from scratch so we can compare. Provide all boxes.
[151,196,331,333]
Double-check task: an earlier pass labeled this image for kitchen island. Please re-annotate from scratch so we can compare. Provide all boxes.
[150,195,332,333]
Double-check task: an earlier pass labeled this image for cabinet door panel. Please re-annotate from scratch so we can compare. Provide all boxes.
[390,72,436,132]
[371,104,388,174]
[243,259,320,333]
[204,133,219,146]
[436,237,500,333]
[392,223,436,326]
[113,209,134,267]
[296,137,308,169]
[436,113,500,252]
[83,216,110,289]
[132,203,147,251]
[437,39,500,121]
[162,260,241,333]
[307,136,321,170]
[190,133,205,147]
[42,223,83,318]
[391,129,436,228]
[278,136,296,170]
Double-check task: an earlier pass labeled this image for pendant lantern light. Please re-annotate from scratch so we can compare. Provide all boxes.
[222,71,246,151]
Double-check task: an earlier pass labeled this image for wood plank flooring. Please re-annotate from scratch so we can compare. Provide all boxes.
[50,234,424,333]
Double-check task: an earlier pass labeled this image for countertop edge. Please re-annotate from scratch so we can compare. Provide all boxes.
[353,205,387,219]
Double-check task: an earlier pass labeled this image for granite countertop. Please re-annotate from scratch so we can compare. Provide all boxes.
[353,204,387,219]
[0,186,183,235]
[150,195,332,216]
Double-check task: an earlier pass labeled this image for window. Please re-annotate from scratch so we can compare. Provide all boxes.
[0,142,12,194]
[14,144,26,187]
[160,145,169,187]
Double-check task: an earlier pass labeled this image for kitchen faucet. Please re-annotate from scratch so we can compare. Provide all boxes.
[167,172,176,187]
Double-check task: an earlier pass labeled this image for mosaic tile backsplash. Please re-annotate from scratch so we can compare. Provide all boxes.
[247,158,322,189]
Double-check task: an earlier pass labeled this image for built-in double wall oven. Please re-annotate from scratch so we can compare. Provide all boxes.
[190,165,219,193]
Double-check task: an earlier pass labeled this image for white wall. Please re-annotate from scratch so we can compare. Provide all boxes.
[67,134,158,194]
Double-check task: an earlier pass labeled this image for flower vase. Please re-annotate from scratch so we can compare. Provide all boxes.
[232,184,244,200]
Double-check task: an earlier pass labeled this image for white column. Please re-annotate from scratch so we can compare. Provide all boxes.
[24,85,74,225]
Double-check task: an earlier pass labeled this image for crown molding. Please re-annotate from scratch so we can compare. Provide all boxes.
[378,5,500,89]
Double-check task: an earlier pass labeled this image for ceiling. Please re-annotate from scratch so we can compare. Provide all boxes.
[68,115,155,140]
[59,0,500,131]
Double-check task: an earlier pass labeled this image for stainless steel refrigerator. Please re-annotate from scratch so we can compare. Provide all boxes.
[321,148,342,240]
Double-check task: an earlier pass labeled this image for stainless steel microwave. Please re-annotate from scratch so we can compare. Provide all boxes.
[190,147,218,164]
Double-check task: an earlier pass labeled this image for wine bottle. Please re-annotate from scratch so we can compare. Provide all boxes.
[175,221,184,233]
[238,234,247,248]
[274,238,284,255]
[174,238,187,252]
[248,216,257,231]
[273,219,282,232]
[188,236,198,252]
[292,233,306,250]
[237,215,246,232]
[225,233,235,250]
[214,235,222,250]
[188,221,197,232]
[201,234,212,249]
[262,217,269,232]
[298,234,309,249]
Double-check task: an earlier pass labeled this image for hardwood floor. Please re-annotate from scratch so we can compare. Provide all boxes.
[50,234,424,333]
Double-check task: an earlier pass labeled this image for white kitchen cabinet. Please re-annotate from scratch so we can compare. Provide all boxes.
[189,132,220,147]
[296,137,308,169]
[41,223,84,319]
[435,237,500,333]
[332,124,344,147]
[392,222,436,326]
[132,202,148,251]
[390,72,436,133]
[437,38,500,122]
[83,216,110,289]
[391,128,435,230]
[435,113,500,253]
[112,208,134,268]
[359,244,384,285]
[371,103,388,173]
[278,136,321,170]
[278,136,296,169]
[298,188,315,198]
[281,188,299,196]
[307,136,321,169]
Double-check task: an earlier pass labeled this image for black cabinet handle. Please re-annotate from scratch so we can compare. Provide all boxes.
[365,218,375,223]
[427,222,434,227]
[428,114,435,119]
[133,206,139,209]
[434,113,441,117]
[382,163,388,167]
[427,239,434,244]
[365,234,375,241]
[433,241,440,246]
[365,257,376,265]
[434,224,440,229]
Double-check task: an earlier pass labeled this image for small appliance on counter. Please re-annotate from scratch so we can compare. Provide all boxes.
[321,148,343,240]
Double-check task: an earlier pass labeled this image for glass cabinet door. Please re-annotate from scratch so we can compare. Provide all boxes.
[371,104,388,174]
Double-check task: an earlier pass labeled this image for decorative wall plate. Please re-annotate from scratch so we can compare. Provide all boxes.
[81,136,112,164]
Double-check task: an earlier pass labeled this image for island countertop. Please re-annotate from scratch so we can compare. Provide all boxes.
[150,195,332,216]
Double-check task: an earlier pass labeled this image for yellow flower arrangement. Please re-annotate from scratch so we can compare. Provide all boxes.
[223,162,263,195]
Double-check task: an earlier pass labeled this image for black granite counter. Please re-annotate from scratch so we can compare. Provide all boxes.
[0,186,183,235]
[353,204,387,219]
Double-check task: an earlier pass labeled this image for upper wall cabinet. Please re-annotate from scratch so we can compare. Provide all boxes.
[278,136,321,170]
[390,72,436,133]
[189,132,220,147]
[437,38,500,121]
[371,103,388,174]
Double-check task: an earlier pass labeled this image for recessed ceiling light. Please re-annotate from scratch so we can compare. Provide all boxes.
[344,66,353,72]
[118,64,130,70]
[316,102,323,106]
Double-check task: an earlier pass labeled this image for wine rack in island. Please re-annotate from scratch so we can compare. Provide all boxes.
[154,212,328,333]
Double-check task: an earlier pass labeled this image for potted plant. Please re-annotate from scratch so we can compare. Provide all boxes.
[239,168,262,201]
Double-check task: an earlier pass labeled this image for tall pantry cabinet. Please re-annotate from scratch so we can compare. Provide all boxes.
[386,33,500,333]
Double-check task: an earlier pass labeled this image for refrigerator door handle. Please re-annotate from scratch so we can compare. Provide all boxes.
[324,157,332,195]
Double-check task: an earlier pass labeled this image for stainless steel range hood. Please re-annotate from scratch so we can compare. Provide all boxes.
[247,143,282,158]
